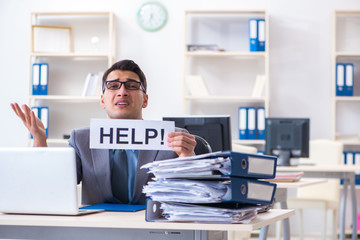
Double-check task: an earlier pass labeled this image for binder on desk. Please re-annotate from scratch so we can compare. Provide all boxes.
[247,107,256,139]
[256,107,265,140]
[257,19,265,51]
[80,203,145,212]
[142,151,277,179]
[239,107,248,139]
[39,63,48,95]
[336,63,344,96]
[248,19,258,52]
[344,63,354,96]
[145,199,265,223]
[143,177,276,205]
[40,106,49,138]
[32,64,40,95]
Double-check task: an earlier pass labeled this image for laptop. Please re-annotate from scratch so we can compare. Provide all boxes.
[0,147,101,215]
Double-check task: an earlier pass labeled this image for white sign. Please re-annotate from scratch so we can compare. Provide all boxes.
[90,119,175,150]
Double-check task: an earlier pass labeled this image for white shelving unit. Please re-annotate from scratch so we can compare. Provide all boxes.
[332,10,360,147]
[29,12,116,146]
[183,10,269,147]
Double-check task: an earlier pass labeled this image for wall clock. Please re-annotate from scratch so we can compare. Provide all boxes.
[137,2,167,31]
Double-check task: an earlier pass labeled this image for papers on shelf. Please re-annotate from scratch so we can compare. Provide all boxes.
[185,75,210,97]
[143,179,231,203]
[141,153,231,179]
[159,201,260,224]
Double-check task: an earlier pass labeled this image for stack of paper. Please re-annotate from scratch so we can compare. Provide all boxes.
[142,151,278,223]
[160,202,260,224]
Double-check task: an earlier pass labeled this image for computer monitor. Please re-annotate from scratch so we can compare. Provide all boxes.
[265,118,310,166]
[163,116,232,152]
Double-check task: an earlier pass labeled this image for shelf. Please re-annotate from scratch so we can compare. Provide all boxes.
[30,95,100,102]
[30,52,110,58]
[185,96,266,102]
[232,139,265,145]
[335,96,360,101]
[185,51,266,58]
[335,52,360,57]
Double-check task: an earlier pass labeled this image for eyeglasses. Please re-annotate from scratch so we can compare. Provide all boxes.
[103,79,146,93]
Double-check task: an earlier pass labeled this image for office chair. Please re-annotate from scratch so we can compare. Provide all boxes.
[286,139,343,240]
[193,135,212,155]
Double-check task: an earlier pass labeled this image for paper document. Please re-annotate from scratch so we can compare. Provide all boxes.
[143,179,231,203]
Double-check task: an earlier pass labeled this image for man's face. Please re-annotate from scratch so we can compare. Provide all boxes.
[100,70,148,119]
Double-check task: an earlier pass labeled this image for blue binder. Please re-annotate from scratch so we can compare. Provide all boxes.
[39,63,49,95]
[257,19,265,51]
[344,151,354,165]
[238,107,248,139]
[30,107,40,139]
[256,107,265,140]
[214,151,277,179]
[32,64,41,95]
[344,63,354,96]
[248,18,258,52]
[247,107,256,139]
[40,106,49,138]
[336,63,345,96]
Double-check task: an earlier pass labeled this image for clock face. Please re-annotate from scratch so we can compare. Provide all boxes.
[137,2,167,31]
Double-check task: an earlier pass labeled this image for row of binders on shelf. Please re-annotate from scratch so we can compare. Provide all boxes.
[248,18,265,52]
[238,106,265,140]
[342,151,360,185]
[336,63,354,96]
[30,106,49,138]
[81,72,104,97]
[141,151,277,223]
[32,63,48,95]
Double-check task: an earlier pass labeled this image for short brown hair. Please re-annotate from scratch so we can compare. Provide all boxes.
[102,59,147,93]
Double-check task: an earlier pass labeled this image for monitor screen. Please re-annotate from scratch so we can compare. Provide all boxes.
[163,116,232,152]
[265,118,310,166]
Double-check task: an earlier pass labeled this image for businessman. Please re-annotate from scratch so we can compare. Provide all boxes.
[11,59,196,205]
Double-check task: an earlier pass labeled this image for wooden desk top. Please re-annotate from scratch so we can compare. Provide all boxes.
[0,209,294,232]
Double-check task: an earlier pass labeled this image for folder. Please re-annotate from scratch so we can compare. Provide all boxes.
[256,107,265,140]
[144,177,276,205]
[80,203,145,212]
[142,150,277,179]
[355,152,360,166]
[336,63,345,96]
[39,63,49,95]
[32,64,40,95]
[145,199,267,223]
[345,151,354,165]
[344,63,354,96]
[247,107,256,139]
[238,107,248,139]
[30,107,40,139]
[248,19,258,52]
[40,106,49,138]
[257,19,265,51]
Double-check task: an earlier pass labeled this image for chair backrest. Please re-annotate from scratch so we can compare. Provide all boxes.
[297,139,343,202]
[194,135,212,155]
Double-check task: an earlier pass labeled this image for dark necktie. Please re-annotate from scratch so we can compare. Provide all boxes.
[111,149,129,203]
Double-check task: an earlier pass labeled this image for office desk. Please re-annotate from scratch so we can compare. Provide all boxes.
[0,210,294,240]
[259,178,326,240]
[277,165,359,240]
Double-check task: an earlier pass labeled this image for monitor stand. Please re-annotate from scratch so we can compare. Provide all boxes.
[276,150,291,166]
